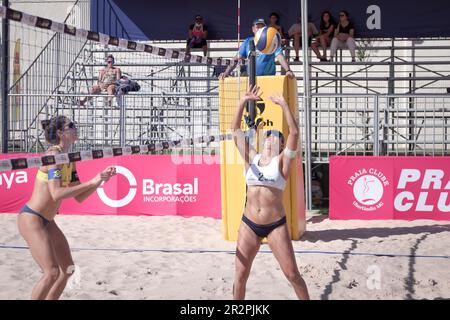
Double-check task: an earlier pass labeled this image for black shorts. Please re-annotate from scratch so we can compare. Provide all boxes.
[290,35,312,46]
[187,38,207,48]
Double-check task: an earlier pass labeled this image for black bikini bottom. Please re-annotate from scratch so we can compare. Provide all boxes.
[242,215,286,238]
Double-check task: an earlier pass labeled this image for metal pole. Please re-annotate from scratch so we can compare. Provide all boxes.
[408,73,414,152]
[388,38,395,95]
[373,95,379,156]
[119,97,125,147]
[236,0,241,103]
[248,40,256,123]
[409,40,416,151]
[246,40,257,147]
[301,0,312,210]
[1,0,10,153]
[412,39,416,93]
[383,38,396,155]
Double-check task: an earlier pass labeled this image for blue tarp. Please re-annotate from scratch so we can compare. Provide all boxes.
[91,0,450,40]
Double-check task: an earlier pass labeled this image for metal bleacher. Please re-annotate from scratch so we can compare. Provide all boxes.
[6,29,450,158]
[59,38,450,157]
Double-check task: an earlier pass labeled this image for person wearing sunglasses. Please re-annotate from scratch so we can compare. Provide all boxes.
[186,15,208,56]
[329,10,356,62]
[230,85,310,300]
[80,54,122,107]
[17,115,116,299]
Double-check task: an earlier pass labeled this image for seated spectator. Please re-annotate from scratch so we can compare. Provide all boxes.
[186,15,208,56]
[218,18,295,79]
[330,10,356,62]
[311,11,336,61]
[268,12,288,46]
[288,16,318,61]
[80,54,121,107]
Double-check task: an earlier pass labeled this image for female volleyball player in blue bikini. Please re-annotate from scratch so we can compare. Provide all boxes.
[231,86,310,300]
[17,115,116,300]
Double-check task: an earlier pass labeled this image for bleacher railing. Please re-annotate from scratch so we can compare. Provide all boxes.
[7,92,450,159]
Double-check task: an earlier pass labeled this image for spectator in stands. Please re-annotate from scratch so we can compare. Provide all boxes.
[186,15,208,56]
[80,54,121,107]
[311,11,336,62]
[219,18,294,79]
[288,16,318,62]
[268,12,288,46]
[330,10,356,62]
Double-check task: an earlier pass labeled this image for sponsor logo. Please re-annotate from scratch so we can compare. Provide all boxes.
[142,178,198,203]
[97,166,199,207]
[394,169,450,212]
[171,51,180,59]
[97,166,137,208]
[53,170,62,179]
[127,41,137,50]
[64,24,76,36]
[246,101,274,129]
[348,168,389,211]
[158,48,167,56]
[0,171,28,190]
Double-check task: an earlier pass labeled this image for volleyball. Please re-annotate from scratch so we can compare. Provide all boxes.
[254,26,281,55]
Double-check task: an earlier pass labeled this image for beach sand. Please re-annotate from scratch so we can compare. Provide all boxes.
[0,213,449,300]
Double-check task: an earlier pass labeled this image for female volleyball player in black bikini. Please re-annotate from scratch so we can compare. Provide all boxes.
[231,86,310,300]
[17,115,116,299]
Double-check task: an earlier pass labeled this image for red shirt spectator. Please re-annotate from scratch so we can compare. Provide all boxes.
[187,15,208,56]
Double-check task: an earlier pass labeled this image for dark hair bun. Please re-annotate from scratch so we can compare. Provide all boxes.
[42,115,68,145]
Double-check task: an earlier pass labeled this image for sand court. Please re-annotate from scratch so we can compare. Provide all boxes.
[0,214,449,300]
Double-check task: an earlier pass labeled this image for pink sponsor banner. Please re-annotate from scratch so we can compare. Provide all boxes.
[0,155,221,219]
[330,156,450,220]
[330,156,394,220]
[175,155,221,217]
[392,158,450,220]
[0,153,37,214]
